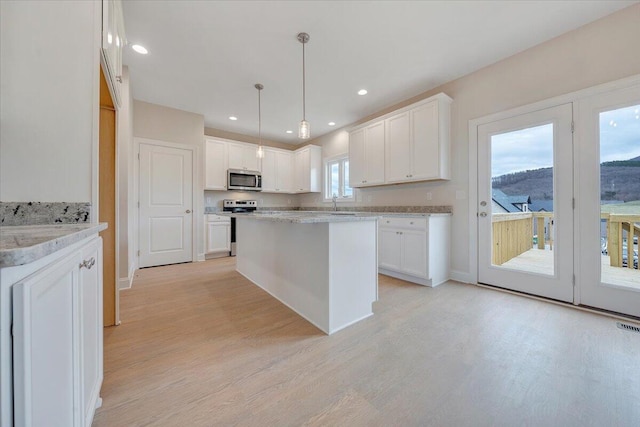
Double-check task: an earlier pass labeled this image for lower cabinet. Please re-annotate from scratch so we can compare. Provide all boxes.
[10,235,103,427]
[205,215,231,256]
[378,215,450,287]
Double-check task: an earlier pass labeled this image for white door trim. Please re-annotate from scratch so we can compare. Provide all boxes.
[134,137,199,265]
[468,73,640,286]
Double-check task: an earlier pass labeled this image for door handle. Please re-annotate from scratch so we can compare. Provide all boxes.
[186,210,192,214]
[479,212,487,217]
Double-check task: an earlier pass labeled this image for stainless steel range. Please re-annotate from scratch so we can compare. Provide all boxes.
[223,199,257,256]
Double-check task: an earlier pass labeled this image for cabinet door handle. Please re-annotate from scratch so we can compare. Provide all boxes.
[79,257,96,270]
[186,210,192,214]
[410,221,414,225]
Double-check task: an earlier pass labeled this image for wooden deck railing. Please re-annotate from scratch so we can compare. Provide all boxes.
[602,213,640,269]
[492,213,533,265]
[492,211,639,269]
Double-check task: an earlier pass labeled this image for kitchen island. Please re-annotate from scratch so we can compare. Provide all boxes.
[231,212,378,334]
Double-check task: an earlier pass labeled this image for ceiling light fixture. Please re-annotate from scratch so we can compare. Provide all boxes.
[131,44,148,54]
[358,89,368,96]
[297,32,310,140]
[255,83,265,159]
[229,116,238,121]
[286,130,293,134]
[328,122,336,126]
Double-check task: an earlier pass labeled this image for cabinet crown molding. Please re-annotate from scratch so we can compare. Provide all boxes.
[348,92,452,133]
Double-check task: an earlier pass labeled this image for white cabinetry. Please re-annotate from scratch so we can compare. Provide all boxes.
[6,235,103,427]
[205,215,231,256]
[228,142,260,171]
[378,215,450,287]
[261,148,293,193]
[385,98,450,182]
[293,145,322,193]
[349,93,452,187]
[349,121,385,187]
[203,138,321,194]
[205,139,228,190]
[100,0,126,107]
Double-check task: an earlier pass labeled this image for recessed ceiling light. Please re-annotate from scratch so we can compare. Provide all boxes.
[131,44,148,55]
[328,122,336,126]
[358,89,368,96]
[229,116,238,121]
[286,130,293,134]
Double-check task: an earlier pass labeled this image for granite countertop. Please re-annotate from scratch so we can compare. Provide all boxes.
[0,223,108,268]
[222,211,382,224]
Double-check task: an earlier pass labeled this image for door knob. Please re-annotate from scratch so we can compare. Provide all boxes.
[480,201,487,206]
[186,209,191,214]
[479,212,487,217]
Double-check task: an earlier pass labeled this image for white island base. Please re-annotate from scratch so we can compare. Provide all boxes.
[235,217,378,334]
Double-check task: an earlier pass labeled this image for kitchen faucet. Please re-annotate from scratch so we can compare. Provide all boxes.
[332,194,338,211]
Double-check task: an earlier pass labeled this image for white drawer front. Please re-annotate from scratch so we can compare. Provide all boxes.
[206,214,230,223]
[379,216,427,230]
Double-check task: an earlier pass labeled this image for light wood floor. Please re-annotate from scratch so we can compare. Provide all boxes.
[93,258,640,426]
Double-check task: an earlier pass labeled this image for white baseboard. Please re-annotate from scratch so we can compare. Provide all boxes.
[197,253,205,262]
[118,264,136,290]
[450,270,474,284]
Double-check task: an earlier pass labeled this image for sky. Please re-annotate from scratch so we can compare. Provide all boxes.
[491,104,640,177]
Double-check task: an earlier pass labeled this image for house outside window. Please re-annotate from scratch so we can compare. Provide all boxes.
[325,156,353,201]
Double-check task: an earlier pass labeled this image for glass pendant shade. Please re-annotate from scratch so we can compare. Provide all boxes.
[256,145,264,158]
[299,120,310,139]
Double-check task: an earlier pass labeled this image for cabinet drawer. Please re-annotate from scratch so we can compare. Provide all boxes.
[379,217,427,230]
[206,214,230,223]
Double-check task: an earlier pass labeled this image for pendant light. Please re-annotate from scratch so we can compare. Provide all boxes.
[297,32,310,139]
[255,83,265,158]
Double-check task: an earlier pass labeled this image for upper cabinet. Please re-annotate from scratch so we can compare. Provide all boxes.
[228,142,261,172]
[293,145,322,193]
[349,121,385,187]
[204,138,321,194]
[101,0,126,108]
[349,93,452,187]
[205,139,228,190]
[261,148,293,193]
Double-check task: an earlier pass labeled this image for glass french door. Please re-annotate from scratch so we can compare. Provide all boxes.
[477,104,574,302]
[577,85,640,317]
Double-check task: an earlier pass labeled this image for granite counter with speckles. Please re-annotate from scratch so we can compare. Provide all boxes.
[0,202,91,226]
[0,223,107,268]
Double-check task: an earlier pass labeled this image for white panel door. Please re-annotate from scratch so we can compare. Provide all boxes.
[276,151,293,192]
[349,128,366,186]
[385,112,411,183]
[13,251,81,427]
[412,101,440,180]
[576,85,640,317]
[204,139,227,190]
[260,149,277,192]
[478,104,574,302]
[294,148,310,192]
[139,143,193,268]
[379,228,402,271]
[401,230,428,278]
[366,121,386,185]
[79,238,103,427]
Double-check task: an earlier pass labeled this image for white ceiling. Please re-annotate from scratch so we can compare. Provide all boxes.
[122,0,636,145]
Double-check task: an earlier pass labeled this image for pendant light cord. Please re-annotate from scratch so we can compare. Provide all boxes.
[302,40,306,121]
[258,87,261,144]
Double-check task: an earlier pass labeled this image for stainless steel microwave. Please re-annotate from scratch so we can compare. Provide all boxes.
[227,169,262,191]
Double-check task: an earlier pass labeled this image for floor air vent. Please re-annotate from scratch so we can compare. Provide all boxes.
[616,322,640,334]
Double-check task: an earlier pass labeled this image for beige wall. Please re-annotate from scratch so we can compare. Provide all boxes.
[134,100,205,147]
[204,127,293,150]
[299,4,640,280]
[133,100,207,259]
[0,0,101,204]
